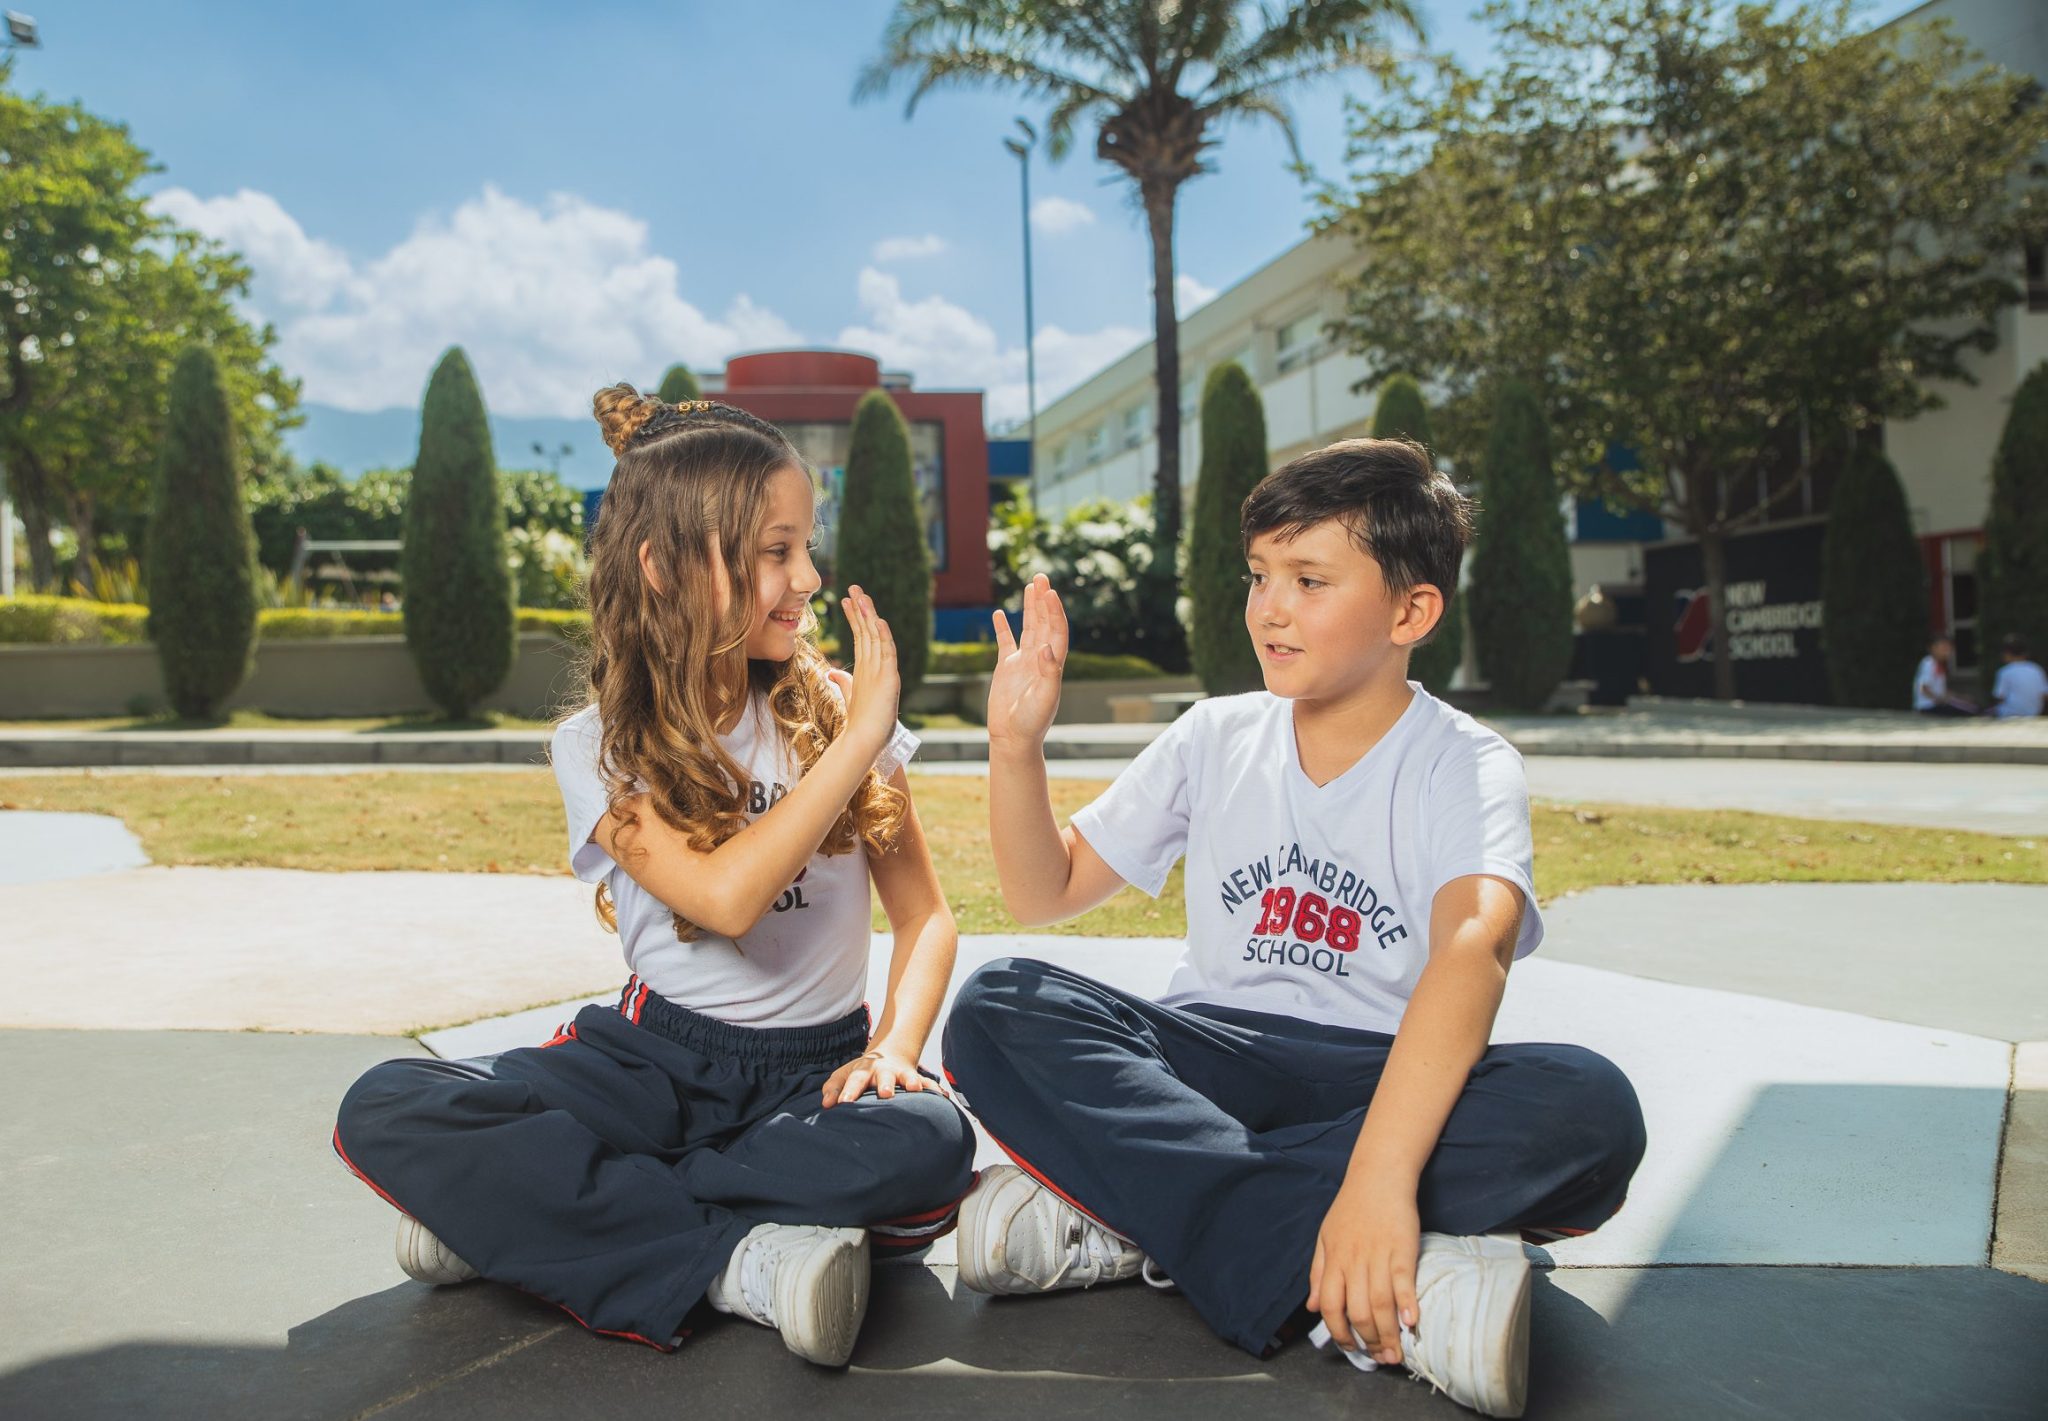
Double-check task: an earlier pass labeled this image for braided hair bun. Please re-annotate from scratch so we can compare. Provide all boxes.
[592,382,795,457]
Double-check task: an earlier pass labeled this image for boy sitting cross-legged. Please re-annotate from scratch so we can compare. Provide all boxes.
[943,439,1646,1418]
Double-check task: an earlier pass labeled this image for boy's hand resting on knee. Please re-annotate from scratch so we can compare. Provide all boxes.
[987,574,1067,749]
[820,1047,930,1108]
[1309,1180,1421,1368]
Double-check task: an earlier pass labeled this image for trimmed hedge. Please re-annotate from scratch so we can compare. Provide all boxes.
[2,599,1162,680]
[1821,445,1927,708]
[832,389,934,697]
[1468,380,1575,711]
[1982,361,2048,665]
[0,599,588,645]
[0,595,152,645]
[402,347,516,718]
[147,347,260,718]
[1188,362,1268,696]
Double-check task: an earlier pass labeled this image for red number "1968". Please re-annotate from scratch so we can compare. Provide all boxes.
[1253,887,1361,951]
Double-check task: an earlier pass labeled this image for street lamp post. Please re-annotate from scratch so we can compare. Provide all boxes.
[0,12,40,598]
[1003,118,1039,508]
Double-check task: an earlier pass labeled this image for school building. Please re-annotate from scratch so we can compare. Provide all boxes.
[1023,0,2046,700]
[678,349,997,640]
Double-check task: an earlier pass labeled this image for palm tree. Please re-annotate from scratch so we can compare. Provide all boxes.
[858,0,1424,666]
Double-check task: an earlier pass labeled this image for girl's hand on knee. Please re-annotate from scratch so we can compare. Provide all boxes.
[1307,1182,1421,1368]
[820,1047,930,1108]
[838,586,900,759]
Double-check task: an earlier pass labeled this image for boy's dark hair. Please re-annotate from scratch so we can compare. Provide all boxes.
[1240,437,1472,600]
[2005,632,2030,659]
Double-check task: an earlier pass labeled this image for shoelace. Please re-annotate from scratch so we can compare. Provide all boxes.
[1055,1217,1133,1284]
[1308,1319,1421,1374]
[1140,1258,1176,1291]
[734,1233,782,1326]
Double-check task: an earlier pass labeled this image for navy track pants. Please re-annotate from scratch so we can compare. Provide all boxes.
[335,979,977,1348]
[942,957,1645,1356]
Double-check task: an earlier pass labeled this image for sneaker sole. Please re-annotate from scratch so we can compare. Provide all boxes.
[774,1227,870,1367]
[394,1217,477,1287]
[1456,1235,1532,1418]
[954,1164,1036,1296]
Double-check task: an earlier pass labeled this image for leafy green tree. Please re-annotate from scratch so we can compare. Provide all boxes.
[0,76,298,589]
[656,364,702,404]
[500,467,586,539]
[1820,444,1926,708]
[1468,381,1573,710]
[861,0,1424,672]
[1322,0,2048,697]
[832,389,933,696]
[1371,374,1462,693]
[1981,363,2048,672]
[145,348,258,718]
[401,349,515,718]
[1187,363,1267,694]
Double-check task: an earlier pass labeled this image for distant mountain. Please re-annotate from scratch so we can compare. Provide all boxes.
[287,403,613,488]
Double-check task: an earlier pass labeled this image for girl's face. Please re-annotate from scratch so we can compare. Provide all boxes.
[742,464,822,661]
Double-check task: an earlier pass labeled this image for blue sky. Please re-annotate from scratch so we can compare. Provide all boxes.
[15,0,1922,443]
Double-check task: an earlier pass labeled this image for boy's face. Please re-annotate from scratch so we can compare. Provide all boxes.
[1244,519,1437,701]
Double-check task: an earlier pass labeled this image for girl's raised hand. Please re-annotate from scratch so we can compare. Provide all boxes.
[986,574,1067,749]
[838,585,900,757]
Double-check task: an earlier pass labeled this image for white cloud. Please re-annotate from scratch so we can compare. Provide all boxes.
[1176,273,1219,315]
[150,185,1146,428]
[836,266,1144,424]
[151,188,354,310]
[1030,196,1097,236]
[871,233,947,263]
[151,184,802,417]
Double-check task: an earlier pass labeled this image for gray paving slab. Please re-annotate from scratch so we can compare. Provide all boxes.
[0,810,148,883]
[1540,883,2048,1042]
[0,1030,437,1378]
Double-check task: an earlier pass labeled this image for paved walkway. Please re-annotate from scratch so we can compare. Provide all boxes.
[1,824,2042,1417]
[5,699,2047,767]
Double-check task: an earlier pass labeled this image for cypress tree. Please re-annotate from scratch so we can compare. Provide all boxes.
[146,347,259,719]
[1981,361,2048,670]
[1188,362,1267,694]
[656,364,702,404]
[1371,374,1462,694]
[1467,380,1574,711]
[1820,445,1928,708]
[833,389,932,697]
[401,347,515,719]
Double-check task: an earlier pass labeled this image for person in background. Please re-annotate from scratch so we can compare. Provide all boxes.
[1912,636,1977,716]
[1987,634,2048,718]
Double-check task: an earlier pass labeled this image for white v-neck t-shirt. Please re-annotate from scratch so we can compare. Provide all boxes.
[549,691,919,1027]
[1070,686,1541,1034]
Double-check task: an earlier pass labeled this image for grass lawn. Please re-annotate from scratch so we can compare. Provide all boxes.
[2,770,2039,937]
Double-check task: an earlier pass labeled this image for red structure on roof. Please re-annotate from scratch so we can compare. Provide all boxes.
[707,350,991,611]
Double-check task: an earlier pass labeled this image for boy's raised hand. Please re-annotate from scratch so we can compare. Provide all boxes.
[987,574,1068,749]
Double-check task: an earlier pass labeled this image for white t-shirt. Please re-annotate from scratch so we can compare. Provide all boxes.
[549,690,919,1027]
[1993,659,2048,718]
[1070,686,1542,1035]
[1913,655,1947,711]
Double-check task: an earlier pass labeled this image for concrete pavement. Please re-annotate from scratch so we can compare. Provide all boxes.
[2,817,2043,1418]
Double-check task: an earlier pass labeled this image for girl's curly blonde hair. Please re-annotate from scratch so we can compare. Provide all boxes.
[568,383,905,939]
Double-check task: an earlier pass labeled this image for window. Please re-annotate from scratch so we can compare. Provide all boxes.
[1055,439,1078,477]
[1120,403,1150,450]
[1275,313,1321,373]
[1085,422,1110,464]
[1180,374,1200,419]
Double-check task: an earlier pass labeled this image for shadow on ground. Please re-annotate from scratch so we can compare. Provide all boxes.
[4,1263,2045,1421]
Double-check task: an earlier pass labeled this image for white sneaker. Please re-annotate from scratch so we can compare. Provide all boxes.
[955,1163,1145,1295]
[1403,1232,1533,1418]
[707,1223,870,1367]
[394,1214,478,1286]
